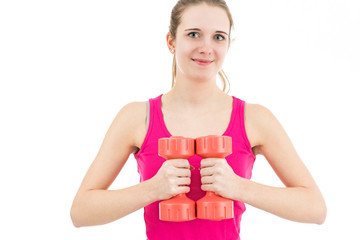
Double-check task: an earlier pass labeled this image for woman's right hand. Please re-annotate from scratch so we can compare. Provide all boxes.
[150,159,192,201]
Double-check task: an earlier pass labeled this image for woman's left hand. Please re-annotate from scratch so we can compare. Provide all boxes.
[200,158,240,199]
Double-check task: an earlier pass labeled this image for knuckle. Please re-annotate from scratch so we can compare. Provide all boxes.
[183,159,190,165]
[213,184,220,193]
[200,168,207,176]
[200,159,208,167]
[164,169,173,178]
[201,176,206,183]
[201,184,209,192]
[215,167,223,175]
[170,186,177,195]
[214,175,221,183]
[201,176,208,184]
[177,158,188,164]
[173,159,182,165]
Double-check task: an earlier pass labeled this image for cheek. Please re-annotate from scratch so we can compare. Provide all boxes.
[215,48,228,66]
[217,46,229,59]
[176,41,194,58]
[174,42,194,71]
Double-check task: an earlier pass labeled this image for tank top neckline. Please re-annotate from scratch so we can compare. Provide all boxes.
[156,94,237,138]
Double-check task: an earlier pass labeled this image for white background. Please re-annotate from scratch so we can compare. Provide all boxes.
[0,0,359,239]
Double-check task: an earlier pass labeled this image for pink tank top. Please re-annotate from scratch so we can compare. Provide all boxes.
[134,94,256,240]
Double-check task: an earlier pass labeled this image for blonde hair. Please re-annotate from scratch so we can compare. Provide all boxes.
[169,0,233,94]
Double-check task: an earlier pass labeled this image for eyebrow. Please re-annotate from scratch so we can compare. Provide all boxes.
[184,28,228,35]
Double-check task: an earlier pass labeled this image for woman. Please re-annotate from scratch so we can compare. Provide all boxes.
[71,0,327,239]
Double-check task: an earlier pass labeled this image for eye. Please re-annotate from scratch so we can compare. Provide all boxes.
[214,34,225,41]
[188,32,199,38]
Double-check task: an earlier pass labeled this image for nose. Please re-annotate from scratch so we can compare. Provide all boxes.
[198,38,213,55]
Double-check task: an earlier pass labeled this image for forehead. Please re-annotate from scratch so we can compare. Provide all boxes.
[179,4,230,33]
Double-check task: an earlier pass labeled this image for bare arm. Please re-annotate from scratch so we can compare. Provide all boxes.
[200,104,327,224]
[70,102,153,227]
[70,102,191,227]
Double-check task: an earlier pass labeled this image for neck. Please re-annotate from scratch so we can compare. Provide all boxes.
[163,74,226,109]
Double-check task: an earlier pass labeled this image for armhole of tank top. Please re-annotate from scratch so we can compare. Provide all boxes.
[134,100,151,157]
[146,101,150,132]
[240,101,256,160]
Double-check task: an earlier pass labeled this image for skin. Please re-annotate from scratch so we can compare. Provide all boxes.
[70,3,326,228]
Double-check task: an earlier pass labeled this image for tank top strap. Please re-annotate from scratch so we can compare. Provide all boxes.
[150,94,171,137]
[227,96,255,161]
[134,94,169,160]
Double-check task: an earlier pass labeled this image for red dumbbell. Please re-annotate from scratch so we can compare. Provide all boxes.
[196,135,233,220]
[158,136,196,222]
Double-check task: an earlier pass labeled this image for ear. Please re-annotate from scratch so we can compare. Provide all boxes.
[166,32,175,52]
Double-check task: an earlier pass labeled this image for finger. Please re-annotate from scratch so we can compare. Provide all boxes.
[170,159,191,169]
[200,167,213,177]
[177,177,191,186]
[201,184,213,192]
[175,168,191,177]
[200,158,217,169]
[201,175,214,185]
[177,186,190,194]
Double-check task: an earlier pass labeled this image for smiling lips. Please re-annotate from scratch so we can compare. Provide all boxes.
[192,58,213,66]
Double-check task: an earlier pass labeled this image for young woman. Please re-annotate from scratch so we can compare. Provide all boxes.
[71,0,327,239]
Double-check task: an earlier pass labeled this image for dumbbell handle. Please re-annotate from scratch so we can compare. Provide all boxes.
[196,135,234,220]
[158,136,196,222]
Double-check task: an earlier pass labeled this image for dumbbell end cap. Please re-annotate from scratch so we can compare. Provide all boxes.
[159,194,196,222]
[158,136,195,159]
[196,135,232,158]
[196,192,234,220]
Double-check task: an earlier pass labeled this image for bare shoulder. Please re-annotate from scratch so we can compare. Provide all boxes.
[244,103,280,154]
[113,101,147,151]
[245,103,275,124]
[118,101,147,119]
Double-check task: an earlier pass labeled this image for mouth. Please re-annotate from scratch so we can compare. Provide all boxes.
[192,58,214,66]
